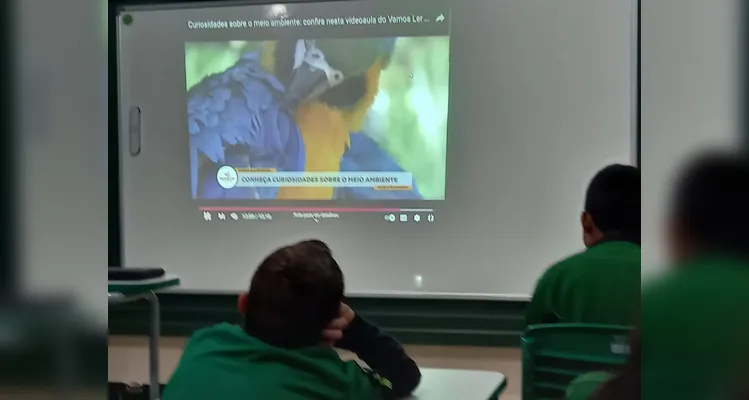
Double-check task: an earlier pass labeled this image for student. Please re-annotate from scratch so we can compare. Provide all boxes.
[525,164,641,326]
[637,152,749,398]
[162,240,421,400]
[566,151,749,400]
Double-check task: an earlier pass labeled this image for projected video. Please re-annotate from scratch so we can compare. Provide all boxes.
[187,36,449,201]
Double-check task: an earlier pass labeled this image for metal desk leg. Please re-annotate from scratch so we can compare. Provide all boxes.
[145,291,160,400]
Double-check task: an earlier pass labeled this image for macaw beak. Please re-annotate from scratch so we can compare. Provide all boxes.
[284,63,329,105]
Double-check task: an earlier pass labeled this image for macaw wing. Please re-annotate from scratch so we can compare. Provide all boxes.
[334,133,423,200]
[188,52,305,199]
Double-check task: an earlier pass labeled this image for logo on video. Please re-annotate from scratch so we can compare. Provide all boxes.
[216,166,238,189]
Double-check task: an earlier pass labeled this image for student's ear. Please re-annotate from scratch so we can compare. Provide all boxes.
[238,292,249,315]
[581,211,595,234]
[667,217,692,263]
[581,212,601,247]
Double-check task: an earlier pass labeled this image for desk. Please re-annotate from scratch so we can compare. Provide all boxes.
[410,368,507,400]
[108,275,179,400]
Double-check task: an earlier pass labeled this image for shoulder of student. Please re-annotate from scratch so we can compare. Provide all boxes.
[555,242,640,270]
[642,257,749,303]
[640,258,749,371]
[540,249,591,278]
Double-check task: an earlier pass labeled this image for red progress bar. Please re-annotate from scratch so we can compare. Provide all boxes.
[199,206,402,213]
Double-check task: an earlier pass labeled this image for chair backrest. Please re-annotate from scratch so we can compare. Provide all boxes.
[521,324,632,400]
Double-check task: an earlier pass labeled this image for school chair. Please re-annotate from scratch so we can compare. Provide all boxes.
[521,324,632,400]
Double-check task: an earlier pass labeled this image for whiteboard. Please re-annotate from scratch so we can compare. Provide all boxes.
[117,0,637,298]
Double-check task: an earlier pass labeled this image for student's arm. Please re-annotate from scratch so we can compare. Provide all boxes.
[565,371,615,400]
[337,315,421,399]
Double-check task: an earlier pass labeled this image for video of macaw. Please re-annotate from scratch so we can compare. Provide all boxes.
[186,36,450,202]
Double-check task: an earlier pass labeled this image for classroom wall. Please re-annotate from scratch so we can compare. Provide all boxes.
[640,0,741,275]
[109,1,743,399]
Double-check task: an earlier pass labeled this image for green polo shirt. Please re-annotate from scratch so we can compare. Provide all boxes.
[162,323,389,400]
[526,241,640,326]
[640,255,749,398]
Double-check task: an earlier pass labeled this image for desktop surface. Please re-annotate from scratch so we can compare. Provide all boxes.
[410,368,506,400]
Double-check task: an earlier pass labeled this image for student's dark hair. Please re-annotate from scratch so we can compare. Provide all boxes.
[584,164,641,238]
[244,239,344,348]
[671,151,749,258]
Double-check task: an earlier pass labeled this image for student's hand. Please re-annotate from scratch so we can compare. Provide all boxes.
[322,303,355,345]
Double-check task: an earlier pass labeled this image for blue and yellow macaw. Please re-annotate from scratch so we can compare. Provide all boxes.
[188,38,422,200]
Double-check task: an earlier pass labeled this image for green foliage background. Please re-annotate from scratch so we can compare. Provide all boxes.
[185,37,449,199]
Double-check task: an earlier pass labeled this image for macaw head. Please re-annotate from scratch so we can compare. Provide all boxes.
[270,38,397,108]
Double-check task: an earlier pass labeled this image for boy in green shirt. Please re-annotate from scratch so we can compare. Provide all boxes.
[162,240,421,400]
[526,164,641,326]
[566,152,749,400]
[638,152,749,398]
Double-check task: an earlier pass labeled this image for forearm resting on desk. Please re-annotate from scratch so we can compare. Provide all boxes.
[337,316,421,398]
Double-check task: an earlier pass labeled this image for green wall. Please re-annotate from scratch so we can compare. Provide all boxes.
[108,293,527,346]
